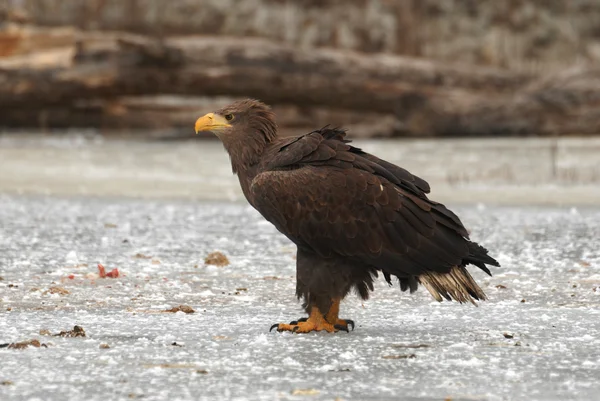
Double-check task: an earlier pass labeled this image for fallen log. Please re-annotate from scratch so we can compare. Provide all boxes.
[0,95,397,138]
[0,32,598,136]
[11,0,599,74]
[0,33,531,104]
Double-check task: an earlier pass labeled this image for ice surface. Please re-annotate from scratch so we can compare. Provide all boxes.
[0,195,599,401]
[1,135,600,205]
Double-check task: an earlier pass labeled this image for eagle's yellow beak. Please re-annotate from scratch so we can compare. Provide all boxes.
[194,113,232,134]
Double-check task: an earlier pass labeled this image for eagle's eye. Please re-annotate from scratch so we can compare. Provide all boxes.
[224,114,234,121]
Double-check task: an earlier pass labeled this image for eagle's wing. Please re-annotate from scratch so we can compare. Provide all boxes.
[252,128,496,278]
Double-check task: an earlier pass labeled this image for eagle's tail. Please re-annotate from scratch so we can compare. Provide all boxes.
[418,265,487,306]
[464,241,500,276]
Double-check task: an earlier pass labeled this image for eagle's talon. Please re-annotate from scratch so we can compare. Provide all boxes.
[334,324,349,333]
[269,324,280,332]
[332,319,355,331]
[292,326,299,333]
[288,317,308,325]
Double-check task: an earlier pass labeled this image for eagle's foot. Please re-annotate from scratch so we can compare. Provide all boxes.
[269,319,353,333]
[269,307,347,333]
[269,299,354,333]
[270,319,337,333]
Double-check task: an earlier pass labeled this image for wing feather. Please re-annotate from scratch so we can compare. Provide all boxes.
[251,127,494,277]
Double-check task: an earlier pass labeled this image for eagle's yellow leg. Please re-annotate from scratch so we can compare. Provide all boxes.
[270,298,354,333]
[325,298,354,331]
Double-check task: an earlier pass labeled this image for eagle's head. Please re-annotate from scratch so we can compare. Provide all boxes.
[195,99,277,143]
[194,99,278,172]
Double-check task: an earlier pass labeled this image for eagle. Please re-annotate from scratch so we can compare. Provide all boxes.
[195,99,500,333]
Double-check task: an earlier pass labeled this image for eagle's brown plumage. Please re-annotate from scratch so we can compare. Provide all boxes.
[195,99,500,333]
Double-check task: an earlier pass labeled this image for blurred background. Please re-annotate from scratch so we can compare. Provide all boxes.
[1,0,599,203]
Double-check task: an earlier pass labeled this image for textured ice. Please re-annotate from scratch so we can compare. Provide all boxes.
[0,195,599,401]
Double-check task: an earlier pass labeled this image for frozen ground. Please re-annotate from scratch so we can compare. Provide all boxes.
[1,195,599,401]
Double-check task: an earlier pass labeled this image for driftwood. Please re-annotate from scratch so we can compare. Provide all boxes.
[0,95,397,139]
[0,31,599,136]
[10,0,600,74]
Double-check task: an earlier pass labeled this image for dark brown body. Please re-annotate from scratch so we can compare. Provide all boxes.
[241,128,498,315]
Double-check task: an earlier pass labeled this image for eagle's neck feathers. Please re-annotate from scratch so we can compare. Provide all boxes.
[224,110,277,175]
